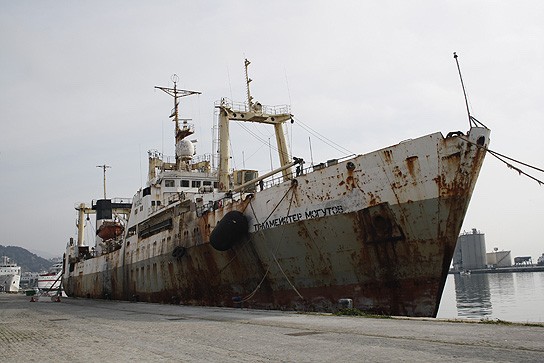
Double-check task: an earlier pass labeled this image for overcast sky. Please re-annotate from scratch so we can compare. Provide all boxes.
[1,1,543,261]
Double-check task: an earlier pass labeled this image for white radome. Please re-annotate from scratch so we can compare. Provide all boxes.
[176,139,194,159]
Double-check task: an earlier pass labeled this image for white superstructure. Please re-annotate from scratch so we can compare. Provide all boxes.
[1,256,21,292]
[38,263,63,292]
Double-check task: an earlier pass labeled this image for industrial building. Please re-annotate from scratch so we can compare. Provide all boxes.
[453,228,487,271]
[486,249,512,268]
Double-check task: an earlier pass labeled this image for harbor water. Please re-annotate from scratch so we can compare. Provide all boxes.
[437,271,544,323]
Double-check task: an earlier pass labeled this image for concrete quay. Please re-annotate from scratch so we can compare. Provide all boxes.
[449,265,544,274]
[1,293,542,362]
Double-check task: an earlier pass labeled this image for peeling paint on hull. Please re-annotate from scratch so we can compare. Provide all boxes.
[64,127,490,317]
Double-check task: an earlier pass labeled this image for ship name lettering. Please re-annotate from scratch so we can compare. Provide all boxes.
[253,205,343,231]
[304,205,343,219]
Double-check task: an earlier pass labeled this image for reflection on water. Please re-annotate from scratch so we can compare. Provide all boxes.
[437,272,544,322]
[453,273,492,319]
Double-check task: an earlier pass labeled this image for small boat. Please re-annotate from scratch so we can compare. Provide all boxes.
[96,220,124,240]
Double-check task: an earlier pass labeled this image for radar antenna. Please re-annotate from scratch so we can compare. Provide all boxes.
[155,75,201,168]
[155,74,201,134]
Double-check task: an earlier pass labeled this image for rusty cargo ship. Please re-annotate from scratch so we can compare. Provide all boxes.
[63,61,490,317]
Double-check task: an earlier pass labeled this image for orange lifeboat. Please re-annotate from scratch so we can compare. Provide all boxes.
[97,221,124,240]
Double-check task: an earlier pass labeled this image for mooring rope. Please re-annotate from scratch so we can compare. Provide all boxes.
[242,183,303,302]
[218,184,296,284]
[460,136,544,186]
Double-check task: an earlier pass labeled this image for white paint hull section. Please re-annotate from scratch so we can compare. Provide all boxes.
[1,274,20,292]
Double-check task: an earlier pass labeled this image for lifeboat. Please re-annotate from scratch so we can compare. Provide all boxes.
[97,221,124,240]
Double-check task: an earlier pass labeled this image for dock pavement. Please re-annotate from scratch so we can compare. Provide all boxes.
[0,293,542,362]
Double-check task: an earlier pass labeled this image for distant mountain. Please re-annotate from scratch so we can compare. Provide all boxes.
[0,245,55,272]
[28,248,59,260]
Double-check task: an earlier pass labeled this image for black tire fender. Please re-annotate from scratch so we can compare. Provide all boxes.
[210,211,249,251]
[172,246,186,258]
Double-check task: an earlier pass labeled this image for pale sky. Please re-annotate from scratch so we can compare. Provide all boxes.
[1,1,543,261]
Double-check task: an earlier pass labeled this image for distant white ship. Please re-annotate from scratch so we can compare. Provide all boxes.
[1,256,21,293]
[38,263,63,292]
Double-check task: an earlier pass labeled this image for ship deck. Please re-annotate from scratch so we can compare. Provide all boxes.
[1,293,542,362]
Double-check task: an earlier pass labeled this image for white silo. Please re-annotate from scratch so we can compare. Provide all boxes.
[486,248,512,267]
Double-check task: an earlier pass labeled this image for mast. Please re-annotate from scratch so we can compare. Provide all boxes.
[217,59,293,191]
[245,59,254,110]
[155,74,201,170]
[96,164,111,199]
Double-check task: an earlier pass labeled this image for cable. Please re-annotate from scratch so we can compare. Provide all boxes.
[460,136,544,185]
[231,111,356,168]
[487,149,544,173]
[488,150,543,186]
[241,183,304,302]
[234,122,290,162]
[293,116,354,156]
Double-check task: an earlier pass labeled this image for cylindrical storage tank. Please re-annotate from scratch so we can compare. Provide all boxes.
[490,251,512,267]
[454,228,487,270]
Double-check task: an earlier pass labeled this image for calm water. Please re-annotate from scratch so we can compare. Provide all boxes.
[436,272,544,323]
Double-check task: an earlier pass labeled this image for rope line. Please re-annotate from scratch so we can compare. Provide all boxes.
[242,183,303,302]
[235,122,287,159]
[486,149,544,173]
[268,188,304,299]
[488,150,543,186]
[293,116,355,156]
[460,136,544,186]
[233,114,355,165]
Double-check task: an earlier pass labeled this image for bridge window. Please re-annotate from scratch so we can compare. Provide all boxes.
[203,181,212,186]
[181,180,189,187]
[191,180,201,188]
[165,179,175,187]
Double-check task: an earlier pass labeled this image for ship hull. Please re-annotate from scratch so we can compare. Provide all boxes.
[38,274,62,292]
[1,274,20,293]
[64,127,489,317]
